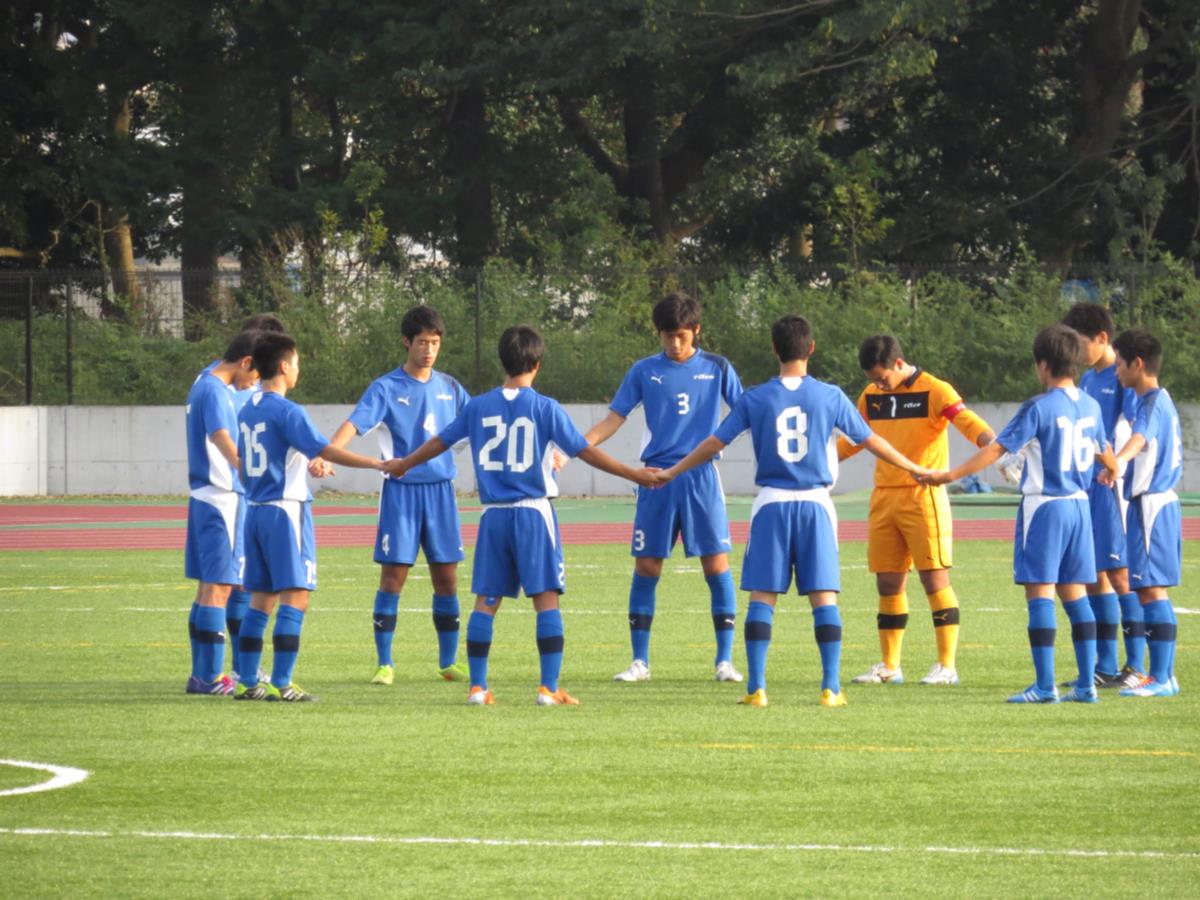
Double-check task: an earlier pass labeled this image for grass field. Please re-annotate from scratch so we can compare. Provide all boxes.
[1,511,1198,897]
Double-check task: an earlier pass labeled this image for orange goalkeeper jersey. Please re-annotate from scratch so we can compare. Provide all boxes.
[837,368,991,488]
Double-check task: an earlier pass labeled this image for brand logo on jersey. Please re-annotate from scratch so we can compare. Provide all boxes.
[436,393,454,401]
[693,374,715,381]
[867,391,929,420]
[397,396,412,406]
[650,375,664,384]
[186,404,192,414]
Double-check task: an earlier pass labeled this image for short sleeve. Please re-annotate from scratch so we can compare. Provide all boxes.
[438,405,470,448]
[286,406,330,459]
[348,379,388,435]
[610,364,643,417]
[835,390,873,445]
[714,396,750,445]
[995,398,1040,453]
[548,401,588,458]
[721,360,744,408]
[931,379,964,419]
[199,382,233,439]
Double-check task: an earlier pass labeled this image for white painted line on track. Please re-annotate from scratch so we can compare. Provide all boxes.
[0,826,1195,860]
[0,761,90,797]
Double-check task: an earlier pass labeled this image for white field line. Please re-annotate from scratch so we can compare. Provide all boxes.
[0,826,1196,861]
[0,761,90,797]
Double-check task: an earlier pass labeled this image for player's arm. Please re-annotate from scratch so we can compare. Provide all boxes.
[860,434,929,476]
[382,436,449,479]
[318,443,384,471]
[210,428,240,471]
[655,435,726,484]
[584,410,627,447]
[576,445,658,488]
[836,391,870,461]
[309,420,358,477]
[1097,434,1143,486]
[918,441,1007,486]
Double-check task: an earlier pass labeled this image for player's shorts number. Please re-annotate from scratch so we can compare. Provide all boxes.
[239,422,268,476]
[775,406,808,463]
[1055,415,1096,472]
[479,415,535,473]
[633,529,646,552]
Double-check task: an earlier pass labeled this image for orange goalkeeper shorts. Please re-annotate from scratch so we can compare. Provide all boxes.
[866,485,953,573]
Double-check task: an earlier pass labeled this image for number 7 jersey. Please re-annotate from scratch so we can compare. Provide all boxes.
[437,386,589,503]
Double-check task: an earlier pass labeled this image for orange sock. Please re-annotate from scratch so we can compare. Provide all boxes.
[928,587,960,668]
[877,593,908,670]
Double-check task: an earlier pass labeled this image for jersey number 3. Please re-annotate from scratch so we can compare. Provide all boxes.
[479,415,536,472]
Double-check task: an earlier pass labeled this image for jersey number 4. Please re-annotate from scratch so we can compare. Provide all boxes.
[239,422,268,477]
[479,415,536,472]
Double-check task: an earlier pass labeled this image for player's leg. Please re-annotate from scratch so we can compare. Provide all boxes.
[370,479,419,684]
[532,592,577,706]
[423,481,468,681]
[465,508,518,704]
[1086,480,1127,685]
[916,568,960,685]
[789,495,846,706]
[270,588,317,701]
[465,595,500,705]
[263,502,318,701]
[184,495,239,693]
[225,496,252,683]
[1009,497,1072,703]
[370,564,410,685]
[907,485,960,684]
[617,480,677,680]
[1108,567,1144,686]
[741,592,776,707]
[429,563,465,680]
[1058,582,1098,703]
[677,464,739,678]
[1122,496,1181,697]
[235,590,279,699]
[739,499,796,706]
[1011,583,1060,703]
[701,553,740,681]
[857,489,910,684]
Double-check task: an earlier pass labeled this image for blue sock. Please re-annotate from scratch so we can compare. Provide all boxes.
[1027,598,1057,692]
[1166,602,1178,679]
[466,610,494,689]
[536,609,565,692]
[194,605,226,683]
[432,594,461,668]
[188,602,201,679]
[225,590,251,679]
[1088,592,1119,676]
[813,605,843,693]
[373,591,399,667]
[1062,598,1097,690]
[1119,592,1145,673]
[238,608,270,688]
[271,604,305,688]
[1143,599,1175,685]
[628,573,658,664]
[744,601,774,694]
[707,571,737,666]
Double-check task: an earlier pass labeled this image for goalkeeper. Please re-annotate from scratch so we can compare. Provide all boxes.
[837,335,994,686]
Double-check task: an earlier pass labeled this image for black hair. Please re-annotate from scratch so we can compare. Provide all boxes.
[401,305,446,342]
[651,291,701,333]
[1032,324,1084,379]
[1061,302,1115,340]
[772,315,815,362]
[498,325,544,376]
[858,335,903,371]
[222,330,259,363]
[252,332,298,380]
[241,313,285,334]
[1112,328,1163,375]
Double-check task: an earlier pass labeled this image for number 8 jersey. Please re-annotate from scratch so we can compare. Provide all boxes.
[995,387,1104,496]
[438,386,589,503]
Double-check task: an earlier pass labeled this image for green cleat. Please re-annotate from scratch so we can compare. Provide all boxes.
[438,663,468,682]
[371,665,395,686]
[234,682,278,701]
[268,683,317,702]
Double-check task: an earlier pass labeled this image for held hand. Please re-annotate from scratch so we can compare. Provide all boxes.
[915,469,952,487]
[1096,446,1119,487]
[309,458,335,478]
[652,466,676,486]
[552,449,569,472]
[382,457,409,479]
[631,467,661,489]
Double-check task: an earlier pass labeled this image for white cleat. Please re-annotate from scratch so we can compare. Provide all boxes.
[613,659,651,682]
[918,663,960,686]
[714,660,744,683]
[852,662,905,684]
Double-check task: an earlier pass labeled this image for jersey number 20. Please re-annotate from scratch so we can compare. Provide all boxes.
[479,415,536,472]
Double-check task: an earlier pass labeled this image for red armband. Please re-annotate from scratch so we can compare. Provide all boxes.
[942,401,965,420]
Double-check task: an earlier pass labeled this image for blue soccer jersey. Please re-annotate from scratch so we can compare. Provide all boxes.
[185,371,242,494]
[996,387,1104,496]
[349,368,469,483]
[1125,388,1183,499]
[438,387,589,504]
[714,376,872,489]
[237,391,330,503]
[610,350,742,467]
[1080,364,1137,467]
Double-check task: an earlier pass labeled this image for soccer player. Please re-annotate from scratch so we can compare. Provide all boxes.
[839,335,994,687]
[1103,329,1183,698]
[654,315,929,707]
[1061,303,1143,688]
[585,292,745,684]
[183,331,260,694]
[390,325,658,706]
[920,325,1108,703]
[233,332,388,702]
[322,306,470,686]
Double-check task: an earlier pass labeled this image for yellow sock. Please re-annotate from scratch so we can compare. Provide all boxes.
[877,593,908,670]
[928,586,960,668]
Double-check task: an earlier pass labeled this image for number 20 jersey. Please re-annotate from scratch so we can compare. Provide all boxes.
[438,386,589,504]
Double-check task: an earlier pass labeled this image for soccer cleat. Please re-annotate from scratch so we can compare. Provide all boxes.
[231,667,271,686]
[1120,677,1177,698]
[714,660,744,683]
[1006,684,1059,704]
[738,689,768,708]
[438,663,469,682]
[370,664,395,686]
[536,686,580,706]
[818,689,848,707]
[613,659,651,682]
[185,674,235,696]
[1061,684,1099,703]
[852,662,904,685]
[233,682,278,701]
[1170,675,1180,695]
[918,663,959,686]
[466,685,495,706]
[268,683,318,702]
[1114,666,1147,690]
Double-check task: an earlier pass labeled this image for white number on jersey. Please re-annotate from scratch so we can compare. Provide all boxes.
[240,422,268,477]
[632,529,646,552]
[304,559,316,585]
[1055,415,1096,472]
[1172,420,1183,471]
[676,393,690,415]
[423,413,437,435]
[775,406,809,463]
[479,415,536,473]
[381,533,390,555]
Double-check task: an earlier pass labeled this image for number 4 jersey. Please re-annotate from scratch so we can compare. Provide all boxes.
[437,386,589,503]
[995,386,1104,496]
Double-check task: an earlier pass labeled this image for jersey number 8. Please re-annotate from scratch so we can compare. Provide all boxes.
[775,406,808,463]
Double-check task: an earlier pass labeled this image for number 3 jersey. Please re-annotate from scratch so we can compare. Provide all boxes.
[995,386,1104,496]
[610,350,743,467]
[715,375,872,490]
[237,391,330,503]
[438,386,589,504]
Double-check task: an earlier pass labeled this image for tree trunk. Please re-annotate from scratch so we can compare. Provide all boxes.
[103,93,142,320]
[445,86,496,271]
[623,75,670,243]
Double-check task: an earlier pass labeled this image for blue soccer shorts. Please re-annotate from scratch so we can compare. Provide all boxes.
[471,500,565,599]
[742,489,841,595]
[1014,494,1096,586]
[631,461,731,559]
[1087,480,1128,573]
[374,479,465,566]
[243,500,317,593]
[184,491,244,585]
[1126,491,1182,589]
